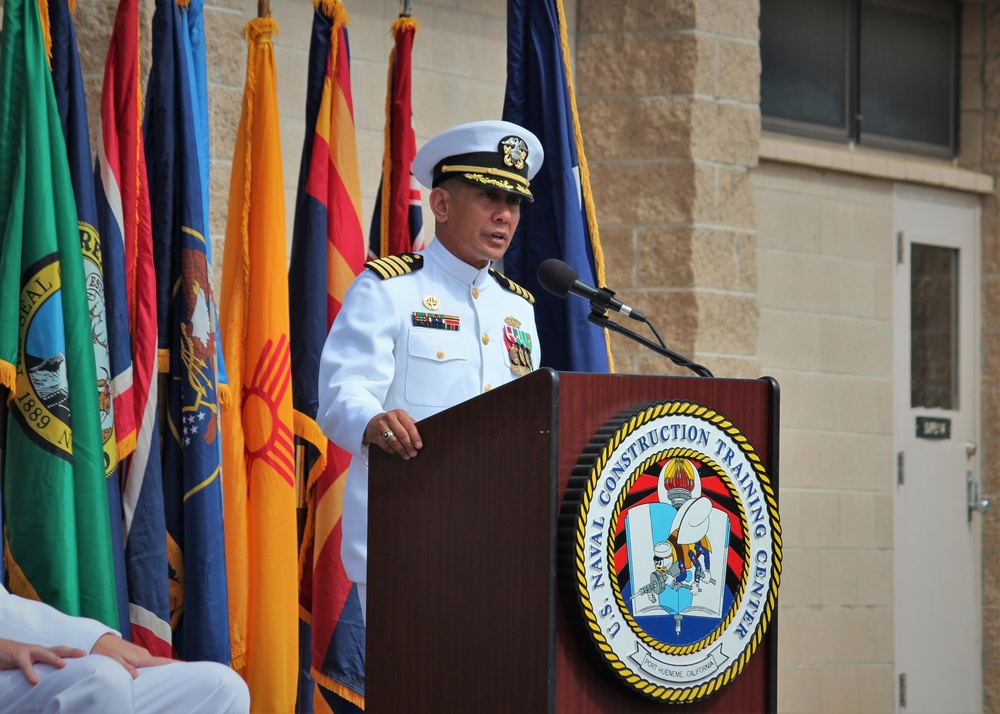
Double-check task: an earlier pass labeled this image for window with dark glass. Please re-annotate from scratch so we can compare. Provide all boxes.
[760,0,959,156]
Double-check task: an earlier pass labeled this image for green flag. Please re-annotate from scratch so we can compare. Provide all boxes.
[0,0,119,626]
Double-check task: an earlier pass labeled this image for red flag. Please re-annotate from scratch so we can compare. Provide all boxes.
[94,0,172,656]
[369,15,424,259]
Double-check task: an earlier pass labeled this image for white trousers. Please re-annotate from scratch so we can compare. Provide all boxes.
[0,655,250,714]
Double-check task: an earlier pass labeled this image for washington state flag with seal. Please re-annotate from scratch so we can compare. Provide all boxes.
[0,0,118,625]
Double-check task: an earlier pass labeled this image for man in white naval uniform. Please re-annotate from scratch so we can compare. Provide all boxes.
[318,120,544,621]
[0,584,250,713]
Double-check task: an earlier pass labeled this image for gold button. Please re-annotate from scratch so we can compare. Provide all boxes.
[484,384,492,392]
[472,288,479,299]
[482,333,490,345]
[437,351,445,359]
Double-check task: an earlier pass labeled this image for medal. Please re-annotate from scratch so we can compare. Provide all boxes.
[503,323,533,375]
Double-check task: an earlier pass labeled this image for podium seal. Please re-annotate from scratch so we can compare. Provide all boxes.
[560,400,781,703]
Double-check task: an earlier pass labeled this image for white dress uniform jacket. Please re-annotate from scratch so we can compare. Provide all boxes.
[317,237,540,588]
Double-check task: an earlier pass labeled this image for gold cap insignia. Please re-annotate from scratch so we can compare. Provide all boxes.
[501,136,529,170]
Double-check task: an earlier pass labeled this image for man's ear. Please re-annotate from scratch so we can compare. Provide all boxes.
[428,186,450,222]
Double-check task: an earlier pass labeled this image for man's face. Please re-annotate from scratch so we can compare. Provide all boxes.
[432,180,523,269]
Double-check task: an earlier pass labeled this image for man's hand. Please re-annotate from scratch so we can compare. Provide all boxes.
[90,634,175,679]
[364,409,422,459]
[0,637,87,685]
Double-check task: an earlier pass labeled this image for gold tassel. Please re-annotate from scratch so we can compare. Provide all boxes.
[158,348,171,373]
[315,0,349,28]
[218,383,233,410]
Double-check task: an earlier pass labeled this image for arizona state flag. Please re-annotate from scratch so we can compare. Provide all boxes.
[0,0,118,626]
[96,0,173,654]
[220,17,299,713]
[503,0,612,372]
[145,0,231,662]
[289,1,366,711]
[367,14,424,259]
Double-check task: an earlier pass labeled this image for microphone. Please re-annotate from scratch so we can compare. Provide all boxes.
[537,258,646,322]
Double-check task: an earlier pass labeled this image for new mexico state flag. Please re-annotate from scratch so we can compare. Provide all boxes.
[0,0,118,626]
[219,17,298,713]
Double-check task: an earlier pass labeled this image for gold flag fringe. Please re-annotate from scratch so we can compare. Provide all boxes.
[116,431,138,461]
[0,361,15,393]
[311,667,366,709]
[554,0,614,372]
[37,0,54,67]
[218,383,233,409]
[158,348,171,373]
[4,534,42,602]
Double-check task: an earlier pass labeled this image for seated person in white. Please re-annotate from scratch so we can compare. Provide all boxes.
[0,584,249,713]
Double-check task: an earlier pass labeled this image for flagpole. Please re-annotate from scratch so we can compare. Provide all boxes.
[258,0,269,17]
[400,0,411,17]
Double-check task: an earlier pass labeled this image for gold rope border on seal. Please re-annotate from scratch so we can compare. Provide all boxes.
[570,401,783,703]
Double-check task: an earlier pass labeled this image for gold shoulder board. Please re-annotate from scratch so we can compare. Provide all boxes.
[365,253,424,280]
[489,269,535,304]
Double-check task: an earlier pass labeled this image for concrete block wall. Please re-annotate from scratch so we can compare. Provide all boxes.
[575,0,762,379]
[960,6,1000,710]
[753,164,896,712]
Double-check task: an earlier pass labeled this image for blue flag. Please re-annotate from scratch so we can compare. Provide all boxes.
[145,0,230,663]
[48,0,131,636]
[503,0,611,373]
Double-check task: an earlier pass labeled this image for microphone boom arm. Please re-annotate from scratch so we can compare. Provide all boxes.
[587,311,714,378]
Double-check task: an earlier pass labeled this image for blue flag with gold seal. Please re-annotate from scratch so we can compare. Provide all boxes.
[145,0,231,663]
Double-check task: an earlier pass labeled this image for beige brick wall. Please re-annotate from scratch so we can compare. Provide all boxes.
[576,0,762,380]
[753,164,896,713]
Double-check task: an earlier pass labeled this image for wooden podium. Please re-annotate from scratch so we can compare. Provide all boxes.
[367,369,779,713]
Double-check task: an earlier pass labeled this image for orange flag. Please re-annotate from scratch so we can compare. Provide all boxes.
[219,17,298,712]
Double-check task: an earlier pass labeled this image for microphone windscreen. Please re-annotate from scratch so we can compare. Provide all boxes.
[537,258,579,298]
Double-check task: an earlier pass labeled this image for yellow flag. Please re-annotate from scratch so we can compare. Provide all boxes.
[219,17,298,713]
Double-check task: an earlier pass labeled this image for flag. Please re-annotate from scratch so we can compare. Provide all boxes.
[367,15,424,259]
[177,0,231,399]
[48,0,131,636]
[502,0,613,372]
[95,0,173,654]
[288,1,366,711]
[0,0,118,626]
[220,17,299,712]
[145,0,230,663]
